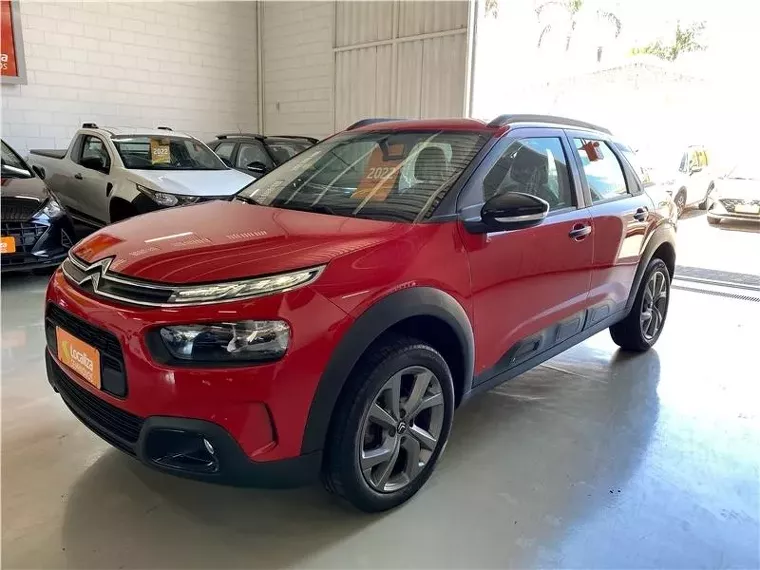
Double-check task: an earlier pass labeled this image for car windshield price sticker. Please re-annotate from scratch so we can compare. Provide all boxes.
[150,139,171,164]
[353,144,405,201]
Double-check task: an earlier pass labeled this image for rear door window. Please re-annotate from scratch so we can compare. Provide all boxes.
[573,139,628,203]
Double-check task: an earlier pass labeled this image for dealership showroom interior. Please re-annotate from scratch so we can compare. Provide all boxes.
[1,0,759,567]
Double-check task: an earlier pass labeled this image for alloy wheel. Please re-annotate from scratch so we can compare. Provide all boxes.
[640,270,668,341]
[359,366,444,493]
[675,193,686,217]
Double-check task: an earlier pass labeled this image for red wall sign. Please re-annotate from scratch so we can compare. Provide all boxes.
[1,0,19,77]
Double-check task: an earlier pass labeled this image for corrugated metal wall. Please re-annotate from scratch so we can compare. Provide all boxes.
[333,0,470,131]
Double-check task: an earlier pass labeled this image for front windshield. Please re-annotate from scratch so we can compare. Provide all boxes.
[112,136,226,170]
[1,141,33,179]
[265,139,313,164]
[237,130,489,223]
[726,163,759,181]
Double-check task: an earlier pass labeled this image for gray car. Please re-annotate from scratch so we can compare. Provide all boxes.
[207,133,317,179]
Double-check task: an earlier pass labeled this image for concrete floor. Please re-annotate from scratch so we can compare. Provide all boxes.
[2,271,759,569]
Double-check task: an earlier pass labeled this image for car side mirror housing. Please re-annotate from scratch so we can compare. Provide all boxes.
[471,192,549,233]
[32,165,46,180]
[80,155,108,173]
[246,161,268,174]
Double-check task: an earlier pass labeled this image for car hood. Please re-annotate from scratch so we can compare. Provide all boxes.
[1,175,49,202]
[127,168,254,197]
[71,200,409,284]
[717,179,760,201]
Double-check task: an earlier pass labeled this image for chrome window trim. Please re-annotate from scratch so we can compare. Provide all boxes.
[62,255,325,307]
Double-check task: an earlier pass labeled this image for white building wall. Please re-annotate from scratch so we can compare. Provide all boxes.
[261,0,471,138]
[260,1,335,138]
[1,1,258,154]
[333,0,470,132]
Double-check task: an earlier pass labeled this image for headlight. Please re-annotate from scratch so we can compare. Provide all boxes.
[136,184,199,207]
[159,320,290,362]
[38,196,64,218]
[167,266,324,304]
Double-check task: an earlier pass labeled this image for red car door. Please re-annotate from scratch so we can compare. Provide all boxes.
[566,132,656,319]
[457,128,594,383]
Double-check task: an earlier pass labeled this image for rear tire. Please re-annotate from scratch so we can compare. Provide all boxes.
[610,258,670,352]
[322,336,454,512]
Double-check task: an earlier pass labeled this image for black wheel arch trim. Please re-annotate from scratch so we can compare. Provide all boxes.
[300,286,474,455]
[624,223,676,315]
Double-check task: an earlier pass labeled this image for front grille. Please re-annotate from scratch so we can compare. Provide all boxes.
[49,356,143,455]
[1,221,47,264]
[1,197,42,222]
[45,304,127,397]
[62,257,173,305]
[720,198,760,213]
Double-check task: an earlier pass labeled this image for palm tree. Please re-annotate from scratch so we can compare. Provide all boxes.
[631,21,706,62]
[535,0,621,58]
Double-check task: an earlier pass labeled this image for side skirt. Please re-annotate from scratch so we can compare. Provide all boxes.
[462,309,626,402]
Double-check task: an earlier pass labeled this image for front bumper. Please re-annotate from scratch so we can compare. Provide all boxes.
[707,211,760,223]
[1,214,75,272]
[45,268,352,464]
[46,352,321,487]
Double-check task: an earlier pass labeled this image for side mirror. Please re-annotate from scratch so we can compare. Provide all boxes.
[246,161,268,174]
[32,165,46,180]
[478,192,549,232]
[80,155,107,173]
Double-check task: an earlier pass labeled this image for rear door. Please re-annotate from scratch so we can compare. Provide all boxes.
[566,131,655,320]
[458,127,594,382]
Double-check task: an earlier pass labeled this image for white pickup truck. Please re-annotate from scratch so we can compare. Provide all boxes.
[27,124,254,227]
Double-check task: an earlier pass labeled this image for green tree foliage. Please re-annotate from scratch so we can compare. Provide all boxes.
[631,21,707,61]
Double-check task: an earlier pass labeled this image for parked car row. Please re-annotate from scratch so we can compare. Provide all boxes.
[1,125,316,272]
[640,144,759,225]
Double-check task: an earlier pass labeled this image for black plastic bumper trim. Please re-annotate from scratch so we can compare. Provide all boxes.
[46,351,321,488]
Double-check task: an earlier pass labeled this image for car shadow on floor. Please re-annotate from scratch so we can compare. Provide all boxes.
[59,344,660,569]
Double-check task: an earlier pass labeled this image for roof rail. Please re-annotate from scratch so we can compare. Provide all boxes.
[345,118,402,131]
[487,114,612,135]
[156,126,172,131]
[82,122,98,129]
[269,135,319,144]
[216,132,263,140]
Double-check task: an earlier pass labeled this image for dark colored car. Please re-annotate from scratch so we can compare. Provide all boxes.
[1,140,75,272]
[44,115,676,512]
[207,133,317,178]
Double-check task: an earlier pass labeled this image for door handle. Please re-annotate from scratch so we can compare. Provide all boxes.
[569,223,592,240]
[74,173,83,180]
[633,207,648,222]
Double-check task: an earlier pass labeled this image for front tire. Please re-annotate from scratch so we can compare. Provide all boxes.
[323,336,454,512]
[674,190,687,218]
[610,258,671,352]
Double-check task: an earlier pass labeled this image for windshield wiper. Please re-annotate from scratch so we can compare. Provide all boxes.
[236,195,263,205]
[281,203,337,216]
